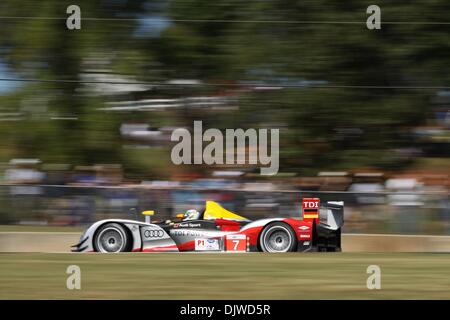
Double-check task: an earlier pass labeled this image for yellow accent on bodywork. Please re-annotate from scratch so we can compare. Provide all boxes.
[303,214,318,219]
[142,210,155,215]
[204,201,248,221]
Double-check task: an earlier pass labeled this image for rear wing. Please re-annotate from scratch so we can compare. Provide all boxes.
[321,201,344,230]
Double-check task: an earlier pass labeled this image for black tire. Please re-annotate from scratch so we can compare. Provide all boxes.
[93,223,132,253]
[259,222,298,253]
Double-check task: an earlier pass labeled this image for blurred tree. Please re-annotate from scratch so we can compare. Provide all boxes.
[153,0,449,173]
[0,0,449,177]
[0,0,147,165]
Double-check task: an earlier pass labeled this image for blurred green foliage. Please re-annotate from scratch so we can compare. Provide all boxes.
[0,0,449,177]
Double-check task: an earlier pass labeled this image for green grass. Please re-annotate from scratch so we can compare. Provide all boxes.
[0,253,449,299]
[0,225,84,232]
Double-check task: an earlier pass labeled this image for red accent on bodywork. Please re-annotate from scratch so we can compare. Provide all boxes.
[142,244,179,252]
[283,218,313,240]
[177,240,196,251]
[137,217,313,253]
[215,218,241,231]
[238,226,264,246]
[239,219,313,245]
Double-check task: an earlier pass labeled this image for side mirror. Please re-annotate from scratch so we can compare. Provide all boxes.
[142,210,155,223]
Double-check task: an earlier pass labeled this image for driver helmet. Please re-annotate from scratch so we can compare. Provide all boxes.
[184,209,200,221]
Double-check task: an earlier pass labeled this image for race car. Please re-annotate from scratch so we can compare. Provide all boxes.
[71,198,344,253]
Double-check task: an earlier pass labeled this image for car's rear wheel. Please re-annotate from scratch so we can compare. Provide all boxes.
[259,222,297,253]
[94,223,131,253]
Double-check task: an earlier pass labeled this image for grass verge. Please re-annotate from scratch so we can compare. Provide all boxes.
[1,252,449,299]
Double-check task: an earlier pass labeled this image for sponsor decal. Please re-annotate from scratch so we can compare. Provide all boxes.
[144,229,165,238]
[225,234,247,252]
[302,198,320,219]
[172,230,204,237]
[173,222,202,228]
[298,225,310,231]
[300,234,310,238]
[195,238,221,251]
[302,198,319,209]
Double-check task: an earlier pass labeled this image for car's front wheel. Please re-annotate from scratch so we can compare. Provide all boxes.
[94,223,131,253]
[259,222,297,253]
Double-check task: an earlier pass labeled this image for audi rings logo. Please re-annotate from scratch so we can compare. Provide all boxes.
[144,229,164,238]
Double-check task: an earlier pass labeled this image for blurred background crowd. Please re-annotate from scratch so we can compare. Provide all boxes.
[0,1,448,234]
